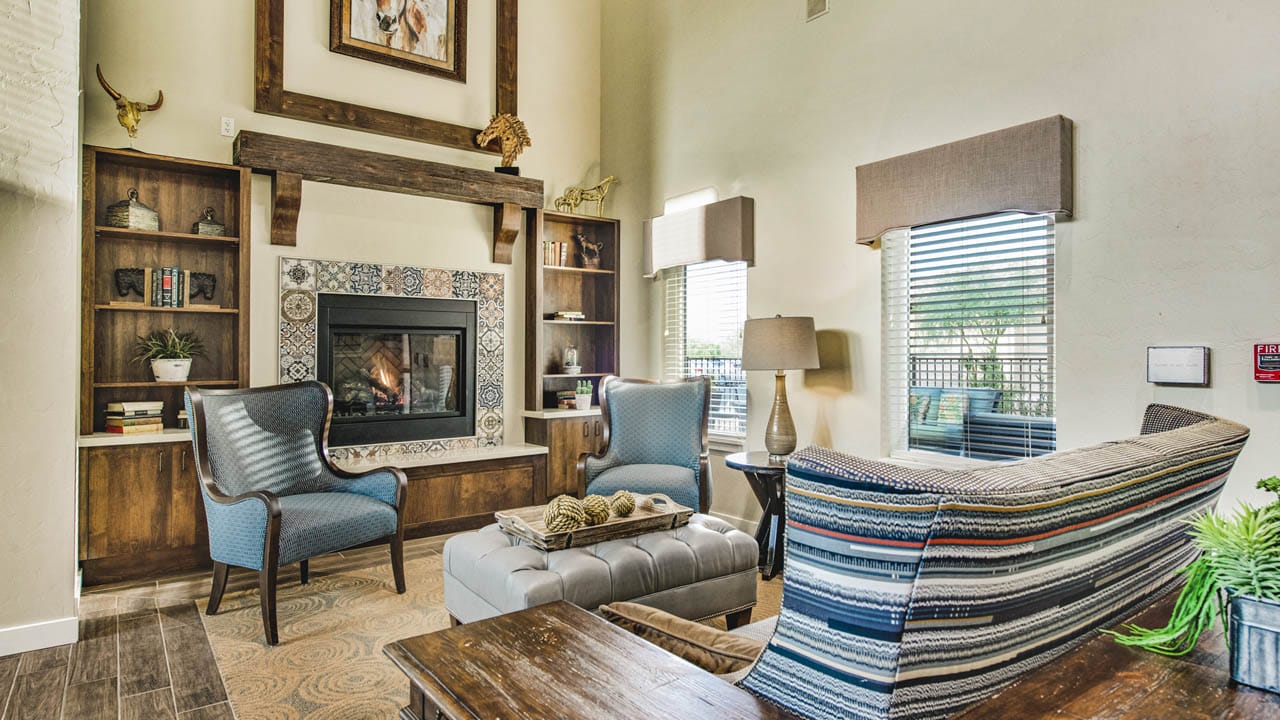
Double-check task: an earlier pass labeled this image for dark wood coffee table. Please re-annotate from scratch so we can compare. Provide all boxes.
[384,601,797,720]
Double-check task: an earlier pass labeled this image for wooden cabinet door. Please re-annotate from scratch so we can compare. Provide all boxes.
[525,415,606,499]
[170,443,208,551]
[83,443,203,560]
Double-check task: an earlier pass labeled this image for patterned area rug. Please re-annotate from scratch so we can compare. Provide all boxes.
[201,552,784,720]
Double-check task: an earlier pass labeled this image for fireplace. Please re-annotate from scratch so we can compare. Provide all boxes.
[317,294,476,446]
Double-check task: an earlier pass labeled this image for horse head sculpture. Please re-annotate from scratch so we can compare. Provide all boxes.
[476,113,532,168]
[96,64,164,139]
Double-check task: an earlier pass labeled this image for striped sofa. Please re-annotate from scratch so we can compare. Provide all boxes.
[738,404,1249,719]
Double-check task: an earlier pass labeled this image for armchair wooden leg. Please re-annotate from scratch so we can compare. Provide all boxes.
[260,563,279,645]
[207,562,229,616]
[300,559,309,585]
[391,534,406,594]
[725,607,753,630]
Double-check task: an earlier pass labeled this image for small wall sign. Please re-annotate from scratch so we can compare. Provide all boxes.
[1256,344,1280,382]
[1147,346,1211,387]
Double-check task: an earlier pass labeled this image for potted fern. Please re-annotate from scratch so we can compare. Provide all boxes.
[134,329,206,382]
[1106,477,1280,692]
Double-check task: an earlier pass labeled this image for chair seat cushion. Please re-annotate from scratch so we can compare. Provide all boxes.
[277,492,397,566]
[587,464,698,510]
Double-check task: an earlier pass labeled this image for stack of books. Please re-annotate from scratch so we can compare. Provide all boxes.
[106,400,164,434]
[556,390,578,410]
[118,267,194,308]
[542,241,571,267]
[550,311,586,321]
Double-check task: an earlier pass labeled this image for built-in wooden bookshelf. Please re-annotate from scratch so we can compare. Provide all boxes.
[80,146,251,435]
[524,210,620,411]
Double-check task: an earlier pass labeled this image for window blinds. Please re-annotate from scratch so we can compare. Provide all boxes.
[662,260,748,438]
[883,213,1056,461]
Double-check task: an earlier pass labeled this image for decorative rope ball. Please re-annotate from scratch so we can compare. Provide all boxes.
[609,490,636,517]
[544,495,586,533]
[582,495,612,526]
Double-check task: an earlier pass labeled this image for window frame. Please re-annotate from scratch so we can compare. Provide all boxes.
[661,259,749,451]
[882,213,1057,464]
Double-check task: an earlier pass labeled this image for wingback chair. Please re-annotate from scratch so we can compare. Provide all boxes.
[578,376,712,513]
[185,382,408,645]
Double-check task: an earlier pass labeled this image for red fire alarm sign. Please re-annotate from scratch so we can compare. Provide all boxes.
[1256,344,1280,382]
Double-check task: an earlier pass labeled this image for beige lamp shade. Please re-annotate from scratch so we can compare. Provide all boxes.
[742,316,820,371]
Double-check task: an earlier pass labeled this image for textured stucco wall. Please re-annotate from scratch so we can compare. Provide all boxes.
[603,0,1280,526]
[84,0,616,443]
[0,0,81,645]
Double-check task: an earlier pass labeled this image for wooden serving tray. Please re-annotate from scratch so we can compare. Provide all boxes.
[495,494,694,551]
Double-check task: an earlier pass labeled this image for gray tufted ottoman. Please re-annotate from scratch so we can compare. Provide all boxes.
[443,514,759,626]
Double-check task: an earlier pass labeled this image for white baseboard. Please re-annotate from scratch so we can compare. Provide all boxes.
[0,616,79,657]
[710,510,758,536]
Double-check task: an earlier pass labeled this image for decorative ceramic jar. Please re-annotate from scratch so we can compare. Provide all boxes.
[191,207,226,236]
[106,188,160,231]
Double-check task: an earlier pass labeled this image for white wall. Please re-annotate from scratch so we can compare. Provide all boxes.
[603,0,1280,524]
[84,0,618,443]
[0,0,82,653]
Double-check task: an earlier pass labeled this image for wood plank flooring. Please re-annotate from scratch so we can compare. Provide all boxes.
[0,535,447,720]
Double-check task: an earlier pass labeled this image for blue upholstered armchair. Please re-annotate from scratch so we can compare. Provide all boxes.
[185,382,407,645]
[578,376,712,513]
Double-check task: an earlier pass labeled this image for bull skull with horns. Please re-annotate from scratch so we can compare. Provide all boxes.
[96,64,163,139]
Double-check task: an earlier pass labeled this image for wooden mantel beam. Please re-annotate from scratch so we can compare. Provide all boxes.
[232,131,544,259]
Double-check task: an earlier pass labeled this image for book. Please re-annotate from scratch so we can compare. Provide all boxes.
[178,270,189,308]
[151,267,160,306]
[559,242,568,266]
[107,401,164,412]
[107,416,165,427]
[161,267,173,307]
[105,423,164,435]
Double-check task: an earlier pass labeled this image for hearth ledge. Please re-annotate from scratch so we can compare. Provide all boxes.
[333,442,547,471]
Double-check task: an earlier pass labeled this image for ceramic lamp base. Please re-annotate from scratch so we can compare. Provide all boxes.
[764,370,797,458]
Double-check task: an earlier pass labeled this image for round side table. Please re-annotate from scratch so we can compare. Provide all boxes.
[725,451,787,580]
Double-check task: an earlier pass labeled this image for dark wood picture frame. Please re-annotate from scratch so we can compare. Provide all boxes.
[255,0,516,154]
[329,0,467,82]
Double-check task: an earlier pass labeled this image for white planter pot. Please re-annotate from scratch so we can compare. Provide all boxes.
[574,394,592,410]
[151,358,193,382]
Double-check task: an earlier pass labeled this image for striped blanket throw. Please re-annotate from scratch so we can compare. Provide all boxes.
[739,404,1249,719]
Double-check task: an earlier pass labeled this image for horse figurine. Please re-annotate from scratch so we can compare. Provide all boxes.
[554,176,619,216]
[475,113,532,168]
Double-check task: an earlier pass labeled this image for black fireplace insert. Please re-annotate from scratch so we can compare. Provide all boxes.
[317,294,476,446]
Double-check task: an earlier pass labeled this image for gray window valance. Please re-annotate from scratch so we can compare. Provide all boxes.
[643,196,755,277]
[855,115,1074,245]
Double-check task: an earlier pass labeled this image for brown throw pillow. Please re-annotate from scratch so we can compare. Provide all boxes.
[598,602,765,675]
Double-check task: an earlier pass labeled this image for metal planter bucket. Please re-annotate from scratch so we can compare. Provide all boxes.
[1230,594,1280,693]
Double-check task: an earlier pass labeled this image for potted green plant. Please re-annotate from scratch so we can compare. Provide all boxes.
[1105,477,1280,692]
[134,328,206,382]
[574,380,593,410]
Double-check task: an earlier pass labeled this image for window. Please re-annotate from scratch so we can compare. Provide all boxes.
[883,212,1056,461]
[662,260,748,441]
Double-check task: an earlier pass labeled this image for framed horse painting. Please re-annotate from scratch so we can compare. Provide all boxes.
[330,0,467,82]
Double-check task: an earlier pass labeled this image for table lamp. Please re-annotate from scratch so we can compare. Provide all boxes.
[742,315,820,459]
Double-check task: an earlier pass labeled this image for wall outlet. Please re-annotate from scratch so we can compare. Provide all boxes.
[220,117,235,137]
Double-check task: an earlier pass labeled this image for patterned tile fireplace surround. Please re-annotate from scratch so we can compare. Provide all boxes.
[278,257,504,460]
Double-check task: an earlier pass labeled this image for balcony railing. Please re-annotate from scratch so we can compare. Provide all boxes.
[910,355,1054,417]
[685,356,746,436]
